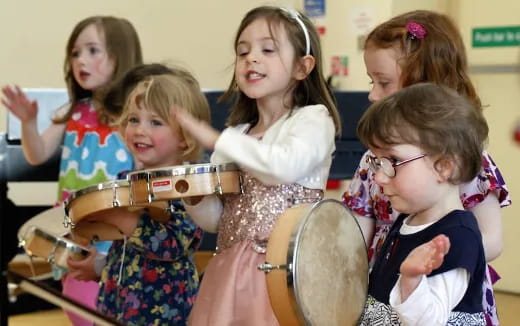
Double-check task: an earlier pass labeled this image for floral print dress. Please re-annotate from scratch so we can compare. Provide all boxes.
[343,149,511,326]
[97,200,202,325]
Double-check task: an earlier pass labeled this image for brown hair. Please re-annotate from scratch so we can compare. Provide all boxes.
[357,83,488,184]
[119,70,211,162]
[365,10,481,110]
[56,16,143,124]
[221,6,341,135]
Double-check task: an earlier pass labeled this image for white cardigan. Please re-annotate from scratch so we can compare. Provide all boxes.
[185,104,336,232]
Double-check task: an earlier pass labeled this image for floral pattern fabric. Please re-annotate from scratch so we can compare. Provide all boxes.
[97,200,202,325]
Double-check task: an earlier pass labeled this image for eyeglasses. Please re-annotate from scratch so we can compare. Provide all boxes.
[366,154,426,178]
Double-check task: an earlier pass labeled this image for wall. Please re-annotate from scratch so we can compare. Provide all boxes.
[0,0,297,205]
[456,0,520,293]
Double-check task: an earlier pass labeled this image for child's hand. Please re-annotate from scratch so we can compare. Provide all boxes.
[400,234,450,277]
[85,208,140,237]
[398,234,450,301]
[1,85,39,123]
[67,247,99,281]
[171,106,220,150]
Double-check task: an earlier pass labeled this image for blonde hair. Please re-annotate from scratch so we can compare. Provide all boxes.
[120,71,210,162]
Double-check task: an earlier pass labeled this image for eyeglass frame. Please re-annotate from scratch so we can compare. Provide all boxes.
[365,153,426,178]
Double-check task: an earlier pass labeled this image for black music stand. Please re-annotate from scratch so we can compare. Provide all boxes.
[0,133,61,324]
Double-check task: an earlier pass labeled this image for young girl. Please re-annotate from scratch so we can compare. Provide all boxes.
[358,83,488,325]
[342,10,510,325]
[173,6,341,325]
[70,69,210,324]
[1,15,143,325]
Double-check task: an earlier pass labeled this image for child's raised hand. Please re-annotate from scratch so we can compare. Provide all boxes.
[1,85,39,123]
[67,247,99,281]
[400,234,450,277]
[398,234,450,301]
[171,106,220,150]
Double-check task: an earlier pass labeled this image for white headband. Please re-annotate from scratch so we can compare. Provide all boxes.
[281,8,311,56]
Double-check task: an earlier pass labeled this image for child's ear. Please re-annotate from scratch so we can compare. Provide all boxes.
[294,55,315,80]
[436,156,456,182]
[179,137,188,150]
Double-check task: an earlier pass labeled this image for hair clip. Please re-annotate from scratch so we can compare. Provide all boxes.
[406,22,427,40]
[281,7,311,55]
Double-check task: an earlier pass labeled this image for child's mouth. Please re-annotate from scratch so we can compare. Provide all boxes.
[247,71,265,80]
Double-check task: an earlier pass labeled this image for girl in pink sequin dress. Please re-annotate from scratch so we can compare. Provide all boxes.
[1,16,142,326]
[341,10,510,326]
[173,6,342,325]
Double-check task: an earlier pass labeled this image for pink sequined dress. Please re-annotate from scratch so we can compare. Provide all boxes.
[187,104,336,325]
[188,171,323,326]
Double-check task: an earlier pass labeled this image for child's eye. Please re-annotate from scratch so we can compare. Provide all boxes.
[263,48,275,53]
[71,50,80,58]
[151,119,163,126]
[237,49,249,56]
[236,45,249,56]
[128,117,138,124]
[89,47,100,55]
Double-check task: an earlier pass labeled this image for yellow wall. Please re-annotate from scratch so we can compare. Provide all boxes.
[455,0,520,293]
[0,0,298,205]
[1,0,519,293]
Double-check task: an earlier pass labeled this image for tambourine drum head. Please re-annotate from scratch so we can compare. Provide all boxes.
[265,199,368,326]
[17,207,67,242]
[294,200,368,325]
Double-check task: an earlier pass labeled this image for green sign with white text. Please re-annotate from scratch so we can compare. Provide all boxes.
[472,26,520,47]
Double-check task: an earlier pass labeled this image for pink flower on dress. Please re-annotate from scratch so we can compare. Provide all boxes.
[406,22,427,39]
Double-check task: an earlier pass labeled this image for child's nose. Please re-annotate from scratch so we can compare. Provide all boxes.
[368,87,380,103]
[247,50,259,63]
[373,169,390,186]
[135,123,146,135]
[74,52,87,65]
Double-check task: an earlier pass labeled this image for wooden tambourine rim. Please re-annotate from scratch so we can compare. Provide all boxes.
[127,162,239,181]
[21,226,89,268]
[128,163,242,205]
[64,179,130,208]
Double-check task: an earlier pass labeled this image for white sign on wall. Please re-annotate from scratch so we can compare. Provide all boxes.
[348,5,376,36]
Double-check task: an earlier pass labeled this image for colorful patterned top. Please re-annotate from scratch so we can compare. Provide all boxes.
[97,200,202,325]
[343,149,511,267]
[58,99,133,201]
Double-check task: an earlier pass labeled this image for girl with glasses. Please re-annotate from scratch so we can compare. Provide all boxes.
[357,83,488,325]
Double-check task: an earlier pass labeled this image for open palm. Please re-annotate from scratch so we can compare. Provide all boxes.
[1,85,38,122]
[400,234,450,277]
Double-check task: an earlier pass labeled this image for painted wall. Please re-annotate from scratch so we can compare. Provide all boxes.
[455,0,520,293]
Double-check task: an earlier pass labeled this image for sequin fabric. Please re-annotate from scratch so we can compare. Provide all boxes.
[217,170,323,253]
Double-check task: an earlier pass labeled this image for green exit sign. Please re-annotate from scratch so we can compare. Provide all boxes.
[472,26,520,47]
